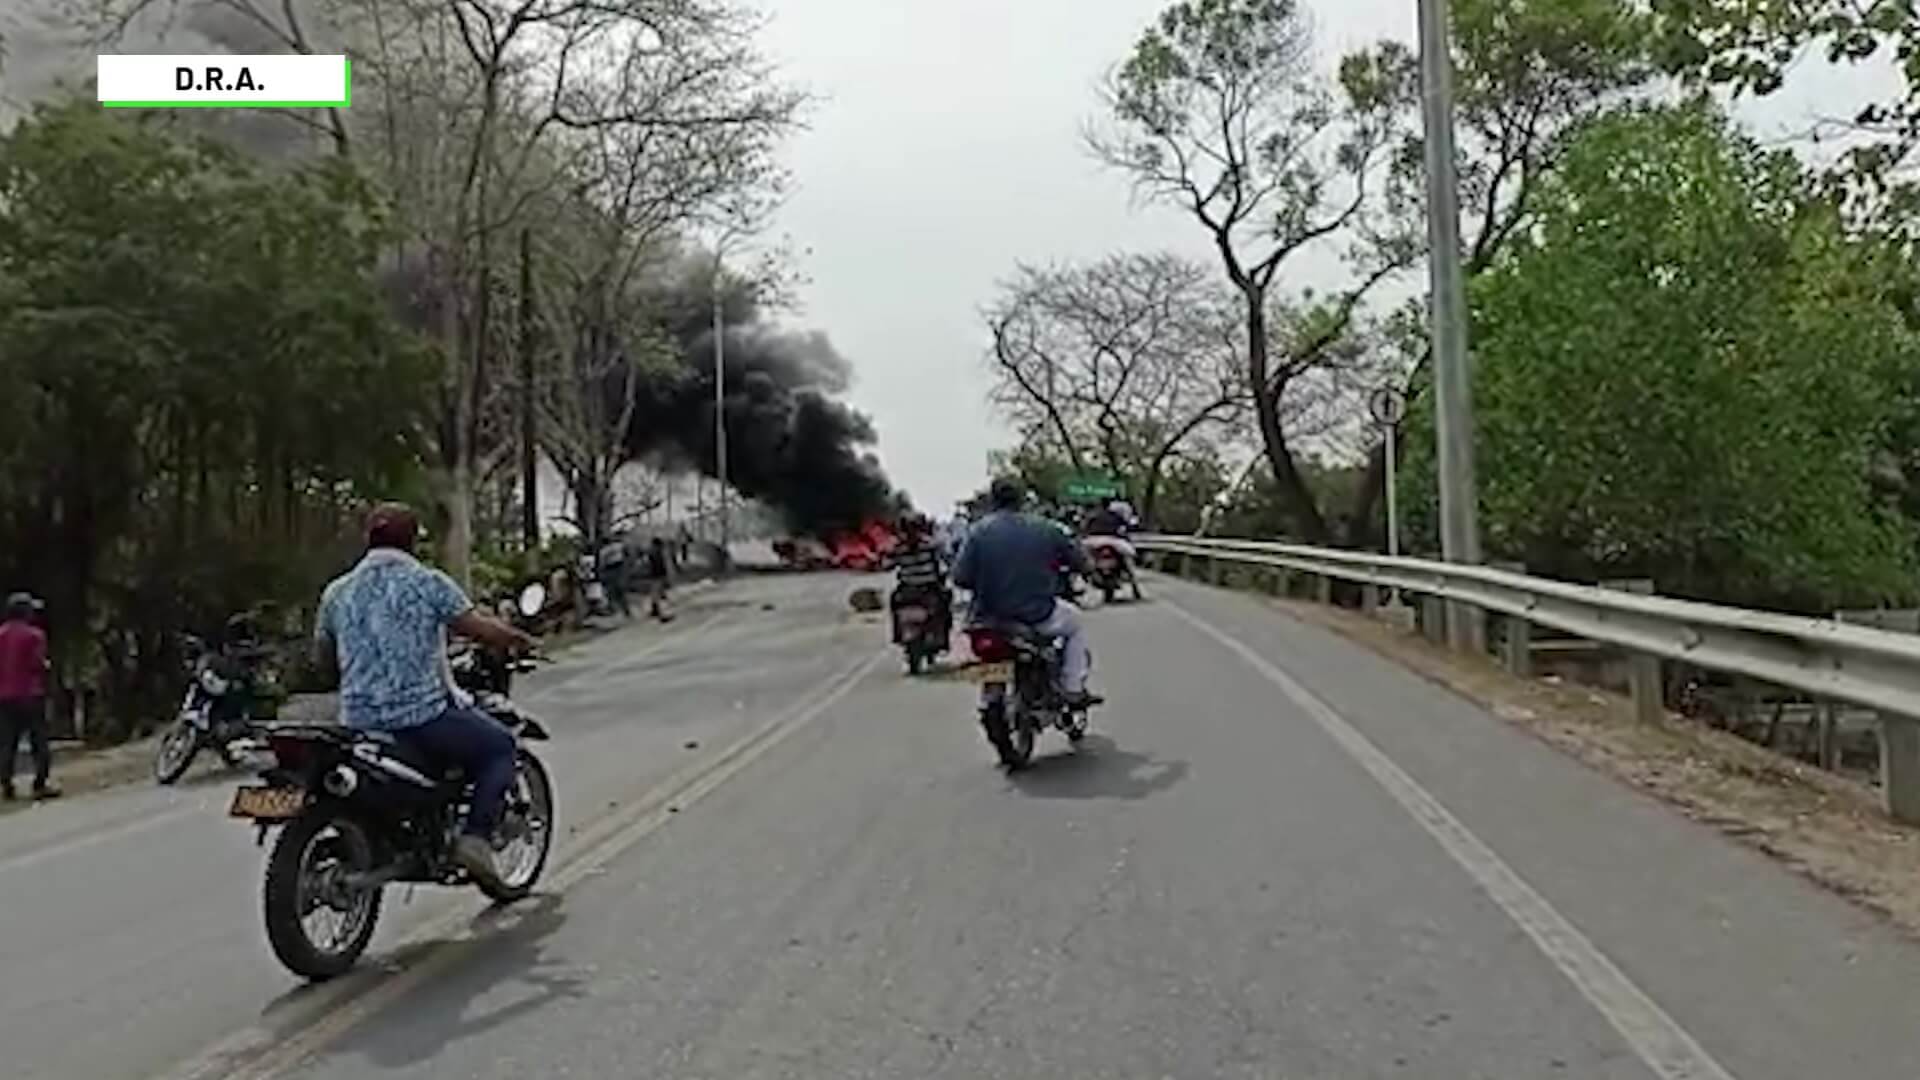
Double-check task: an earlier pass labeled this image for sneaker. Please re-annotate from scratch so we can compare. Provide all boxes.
[1062,690,1106,710]
[31,784,60,800]
[453,833,508,893]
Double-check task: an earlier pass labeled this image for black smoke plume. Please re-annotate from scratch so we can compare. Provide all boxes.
[620,259,901,535]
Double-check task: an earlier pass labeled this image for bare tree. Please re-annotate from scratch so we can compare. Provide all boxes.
[71,0,803,582]
[983,252,1250,522]
[1087,0,1416,543]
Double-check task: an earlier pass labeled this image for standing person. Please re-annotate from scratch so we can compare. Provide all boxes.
[314,503,535,890]
[646,537,676,622]
[599,538,632,619]
[0,593,57,800]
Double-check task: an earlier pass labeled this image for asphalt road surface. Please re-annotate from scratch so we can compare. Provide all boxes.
[8,571,1920,1079]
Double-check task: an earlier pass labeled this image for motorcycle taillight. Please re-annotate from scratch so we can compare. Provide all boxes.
[967,629,1013,662]
[268,735,314,769]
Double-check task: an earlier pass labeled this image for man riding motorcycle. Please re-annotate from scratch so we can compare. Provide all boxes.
[954,480,1103,758]
[1082,502,1143,599]
[312,503,537,893]
[889,514,953,643]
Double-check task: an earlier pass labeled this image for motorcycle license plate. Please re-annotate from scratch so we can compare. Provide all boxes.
[229,786,306,821]
[898,607,928,625]
[967,661,1014,683]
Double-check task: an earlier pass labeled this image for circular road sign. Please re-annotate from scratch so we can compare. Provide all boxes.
[1368,386,1407,427]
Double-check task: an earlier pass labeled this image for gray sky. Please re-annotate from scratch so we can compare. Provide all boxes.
[753,0,1894,513]
[756,0,1417,513]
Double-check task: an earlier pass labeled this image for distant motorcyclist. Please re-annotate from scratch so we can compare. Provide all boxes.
[313,503,535,893]
[1082,503,1142,598]
[890,514,952,640]
[953,479,1102,710]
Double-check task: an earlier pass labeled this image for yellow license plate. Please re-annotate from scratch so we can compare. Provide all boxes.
[229,786,306,820]
[967,661,1014,683]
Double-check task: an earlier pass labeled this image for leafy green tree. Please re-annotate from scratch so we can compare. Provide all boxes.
[1400,102,1920,610]
[1341,0,1656,548]
[0,103,432,736]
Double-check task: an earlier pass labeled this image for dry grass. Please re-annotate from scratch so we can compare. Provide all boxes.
[1270,596,1920,937]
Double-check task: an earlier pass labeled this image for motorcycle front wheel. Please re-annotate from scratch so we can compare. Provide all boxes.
[263,810,383,981]
[152,720,201,785]
[479,751,555,904]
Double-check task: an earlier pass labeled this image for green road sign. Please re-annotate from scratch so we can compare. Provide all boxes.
[1062,475,1121,503]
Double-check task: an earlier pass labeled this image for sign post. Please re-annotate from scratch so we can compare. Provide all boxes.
[1367,386,1407,560]
[1368,386,1409,615]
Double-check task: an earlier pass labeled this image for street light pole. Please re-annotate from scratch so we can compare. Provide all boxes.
[1417,0,1484,651]
[713,257,729,557]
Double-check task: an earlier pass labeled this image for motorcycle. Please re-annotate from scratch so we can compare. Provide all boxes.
[890,587,951,675]
[964,621,1094,769]
[1082,534,1136,599]
[153,632,278,785]
[229,583,556,982]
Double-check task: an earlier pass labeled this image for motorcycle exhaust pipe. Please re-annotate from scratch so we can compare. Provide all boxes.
[322,765,359,798]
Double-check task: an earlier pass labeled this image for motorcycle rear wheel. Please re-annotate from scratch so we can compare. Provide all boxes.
[263,810,383,982]
[1007,703,1037,769]
[152,721,200,785]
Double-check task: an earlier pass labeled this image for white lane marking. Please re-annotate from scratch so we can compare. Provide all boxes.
[151,645,888,1080]
[1163,599,1737,1080]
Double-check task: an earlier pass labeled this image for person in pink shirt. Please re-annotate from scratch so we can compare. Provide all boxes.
[0,592,57,800]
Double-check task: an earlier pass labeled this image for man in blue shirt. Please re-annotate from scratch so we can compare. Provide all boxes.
[953,479,1101,709]
[314,503,535,892]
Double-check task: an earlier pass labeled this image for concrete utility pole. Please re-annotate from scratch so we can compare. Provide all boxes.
[1417,0,1484,651]
[713,257,729,555]
[518,226,539,552]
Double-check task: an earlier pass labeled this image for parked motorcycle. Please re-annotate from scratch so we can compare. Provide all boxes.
[153,628,279,785]
[229,583,555,982]
[964,621,1094,769]
[890,587,951,675]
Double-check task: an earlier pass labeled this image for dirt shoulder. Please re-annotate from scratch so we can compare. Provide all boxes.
[0,584,727,817]
[1267,595,1920,938]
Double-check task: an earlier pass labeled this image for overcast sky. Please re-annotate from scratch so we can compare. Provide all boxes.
[754,0,1416,513]
[752,0,1894,514]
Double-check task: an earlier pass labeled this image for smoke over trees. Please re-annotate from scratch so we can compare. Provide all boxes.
[617,257,902,535]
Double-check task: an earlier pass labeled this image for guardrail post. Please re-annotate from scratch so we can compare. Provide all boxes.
[1492,562,1530,676]
[1419,595,1445,644]
[1311,574,1332,605]
[1602,579,1662,724]
[1208,554,1224,586]
[1882,720,1920,825]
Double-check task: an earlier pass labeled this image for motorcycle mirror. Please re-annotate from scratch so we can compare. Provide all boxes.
[517,583,547,618]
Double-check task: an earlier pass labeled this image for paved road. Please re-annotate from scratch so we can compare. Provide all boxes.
[11,571,1920,1078]
[0,571,872,1080]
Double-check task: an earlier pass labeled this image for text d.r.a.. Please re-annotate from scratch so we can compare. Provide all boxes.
[174,66,262,92]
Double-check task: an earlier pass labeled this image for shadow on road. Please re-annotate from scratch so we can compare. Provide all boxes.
[1007,734,1187,801]
[304,894,586,1072]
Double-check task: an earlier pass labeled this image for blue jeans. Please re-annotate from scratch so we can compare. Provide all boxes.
[399,705,516,836]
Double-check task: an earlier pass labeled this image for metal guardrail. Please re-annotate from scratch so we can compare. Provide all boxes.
[1136,535,1920,726]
